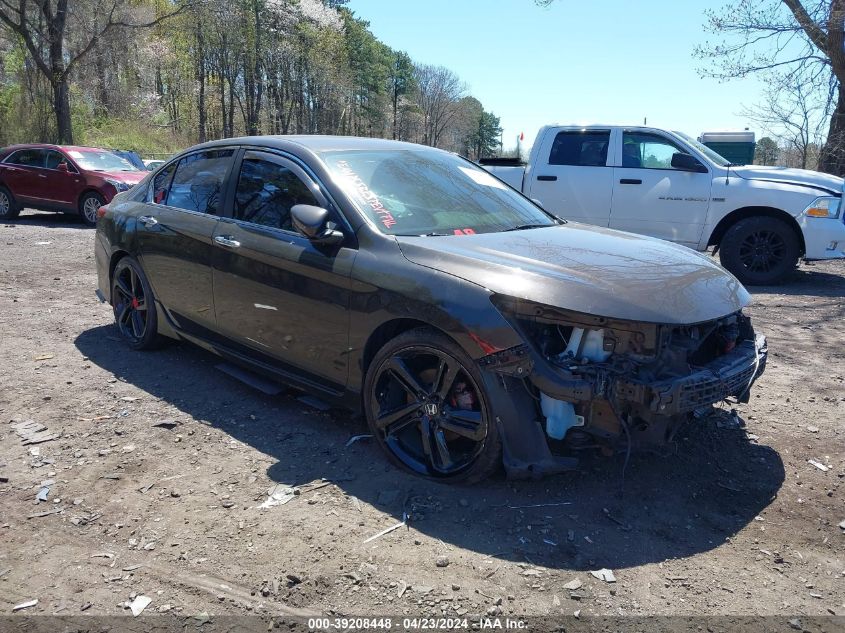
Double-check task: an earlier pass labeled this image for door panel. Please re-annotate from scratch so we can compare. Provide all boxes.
[40,150,84,206]
[212,151,354,389]
[610,131,712,247]
[134,149,234,334]
[135,206,219,334]
[525,129,614,226]
[3,149,45,201]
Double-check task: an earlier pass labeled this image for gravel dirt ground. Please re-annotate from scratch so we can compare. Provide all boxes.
[0,211,843,624]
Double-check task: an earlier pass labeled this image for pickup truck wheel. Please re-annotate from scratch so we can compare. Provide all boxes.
[0,186,21,220]
[364,328,501,484]
[80,192,105,226]
[719,216,799,285]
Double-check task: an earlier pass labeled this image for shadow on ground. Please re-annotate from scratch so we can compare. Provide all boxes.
[75,324,784,572]
[5,210,90,229]
[747,264,845,299]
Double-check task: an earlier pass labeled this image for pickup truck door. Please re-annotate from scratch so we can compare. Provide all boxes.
[610,131,712,247]
[524,129,615,227]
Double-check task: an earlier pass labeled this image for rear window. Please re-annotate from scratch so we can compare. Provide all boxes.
[5,149,44,167]
[166,149,234,215]
[548,131,610,167]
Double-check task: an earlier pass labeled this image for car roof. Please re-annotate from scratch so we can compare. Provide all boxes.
[193,135,439,154]
[1,143,112,153]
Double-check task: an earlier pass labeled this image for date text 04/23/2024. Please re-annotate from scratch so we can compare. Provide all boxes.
[307,617,528,630]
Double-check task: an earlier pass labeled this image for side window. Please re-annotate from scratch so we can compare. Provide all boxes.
[234,155,319,231]
[148,162,177,205]
[548,131,610,167]
[45,150,74,171]
[167,149,234,215]
[622,132,685,169]
[6,149,45,167]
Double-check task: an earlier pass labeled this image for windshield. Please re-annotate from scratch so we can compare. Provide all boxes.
[68,150,139,172]
[321,149,558,236]
[673,131,731,167]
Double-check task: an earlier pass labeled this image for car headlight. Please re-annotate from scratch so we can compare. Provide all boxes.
[803,196,840,219]
[105,178,131,193]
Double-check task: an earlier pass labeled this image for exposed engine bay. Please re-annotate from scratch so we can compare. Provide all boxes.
[485,297,768,455]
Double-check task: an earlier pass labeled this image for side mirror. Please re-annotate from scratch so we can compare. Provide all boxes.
[531,198,545,209]
[291,204,344,246]
[57,162,69,173]
[671,152,707,173]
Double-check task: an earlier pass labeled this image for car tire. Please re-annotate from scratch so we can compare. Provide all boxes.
[0,186,21,220]
[719,216,799,285]
[79,191,105,226]
[363,327,502,484]
[111,256,165,350]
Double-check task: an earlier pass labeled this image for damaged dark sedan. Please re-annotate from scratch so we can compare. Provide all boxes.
[94,136,767,483]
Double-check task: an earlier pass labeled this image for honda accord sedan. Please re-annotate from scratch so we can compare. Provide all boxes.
[94,136,767,483]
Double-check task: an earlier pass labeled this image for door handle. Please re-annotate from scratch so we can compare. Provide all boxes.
[39,174,47,178]
[619,178,642,185]
[139,215,158,227]
[537,175,557,181]
[214,235,241,248]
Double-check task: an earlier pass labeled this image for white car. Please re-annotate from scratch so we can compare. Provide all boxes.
[482,125,845,284]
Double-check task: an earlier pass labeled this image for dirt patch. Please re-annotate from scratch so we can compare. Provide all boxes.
[0,211,843,619]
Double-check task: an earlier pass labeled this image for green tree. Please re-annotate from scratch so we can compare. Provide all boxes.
[0,0,186,143]
[755,136,780,165]
[388,50,416,140]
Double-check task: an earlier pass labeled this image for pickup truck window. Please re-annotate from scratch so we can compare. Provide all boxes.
[674,131,731,167]
[322,149,556,236]
[548,131,609,167]
[622,132,686,170]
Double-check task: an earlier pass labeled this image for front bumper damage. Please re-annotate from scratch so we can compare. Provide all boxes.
[478,302,767,479]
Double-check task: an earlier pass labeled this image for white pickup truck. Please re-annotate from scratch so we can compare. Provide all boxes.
[481,125,845,285]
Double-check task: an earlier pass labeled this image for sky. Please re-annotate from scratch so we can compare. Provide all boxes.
[346,0,765,152]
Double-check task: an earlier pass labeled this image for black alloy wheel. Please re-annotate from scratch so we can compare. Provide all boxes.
[738,229,785,274]
[719,216,799,285]
[365,329,501,483]
[111,257,162,350]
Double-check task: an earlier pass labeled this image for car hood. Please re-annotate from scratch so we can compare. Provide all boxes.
[97,170,147,184]
[732,165,843,195]
[396,224,750,325]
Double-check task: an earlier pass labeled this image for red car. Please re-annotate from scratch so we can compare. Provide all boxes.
[0,144,147,225]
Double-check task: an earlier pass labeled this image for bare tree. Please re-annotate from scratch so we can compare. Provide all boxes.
[414,64,464,148]
[696,1,845,174]
[741,73,830,168]
[0,0,187,143]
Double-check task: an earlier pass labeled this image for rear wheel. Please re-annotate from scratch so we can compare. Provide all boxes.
[363,328,501,484]
[0,186,21,220]
[111,257,164,350]
[719,216,799,285]
[80,192,105,226]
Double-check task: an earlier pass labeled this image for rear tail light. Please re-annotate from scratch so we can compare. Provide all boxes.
[97,205,109,220]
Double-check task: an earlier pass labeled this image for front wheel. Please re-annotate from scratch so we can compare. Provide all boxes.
[719,216,799,285]
[363,328,501,484]
[111,257,164,350]
[80,192,105,226]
